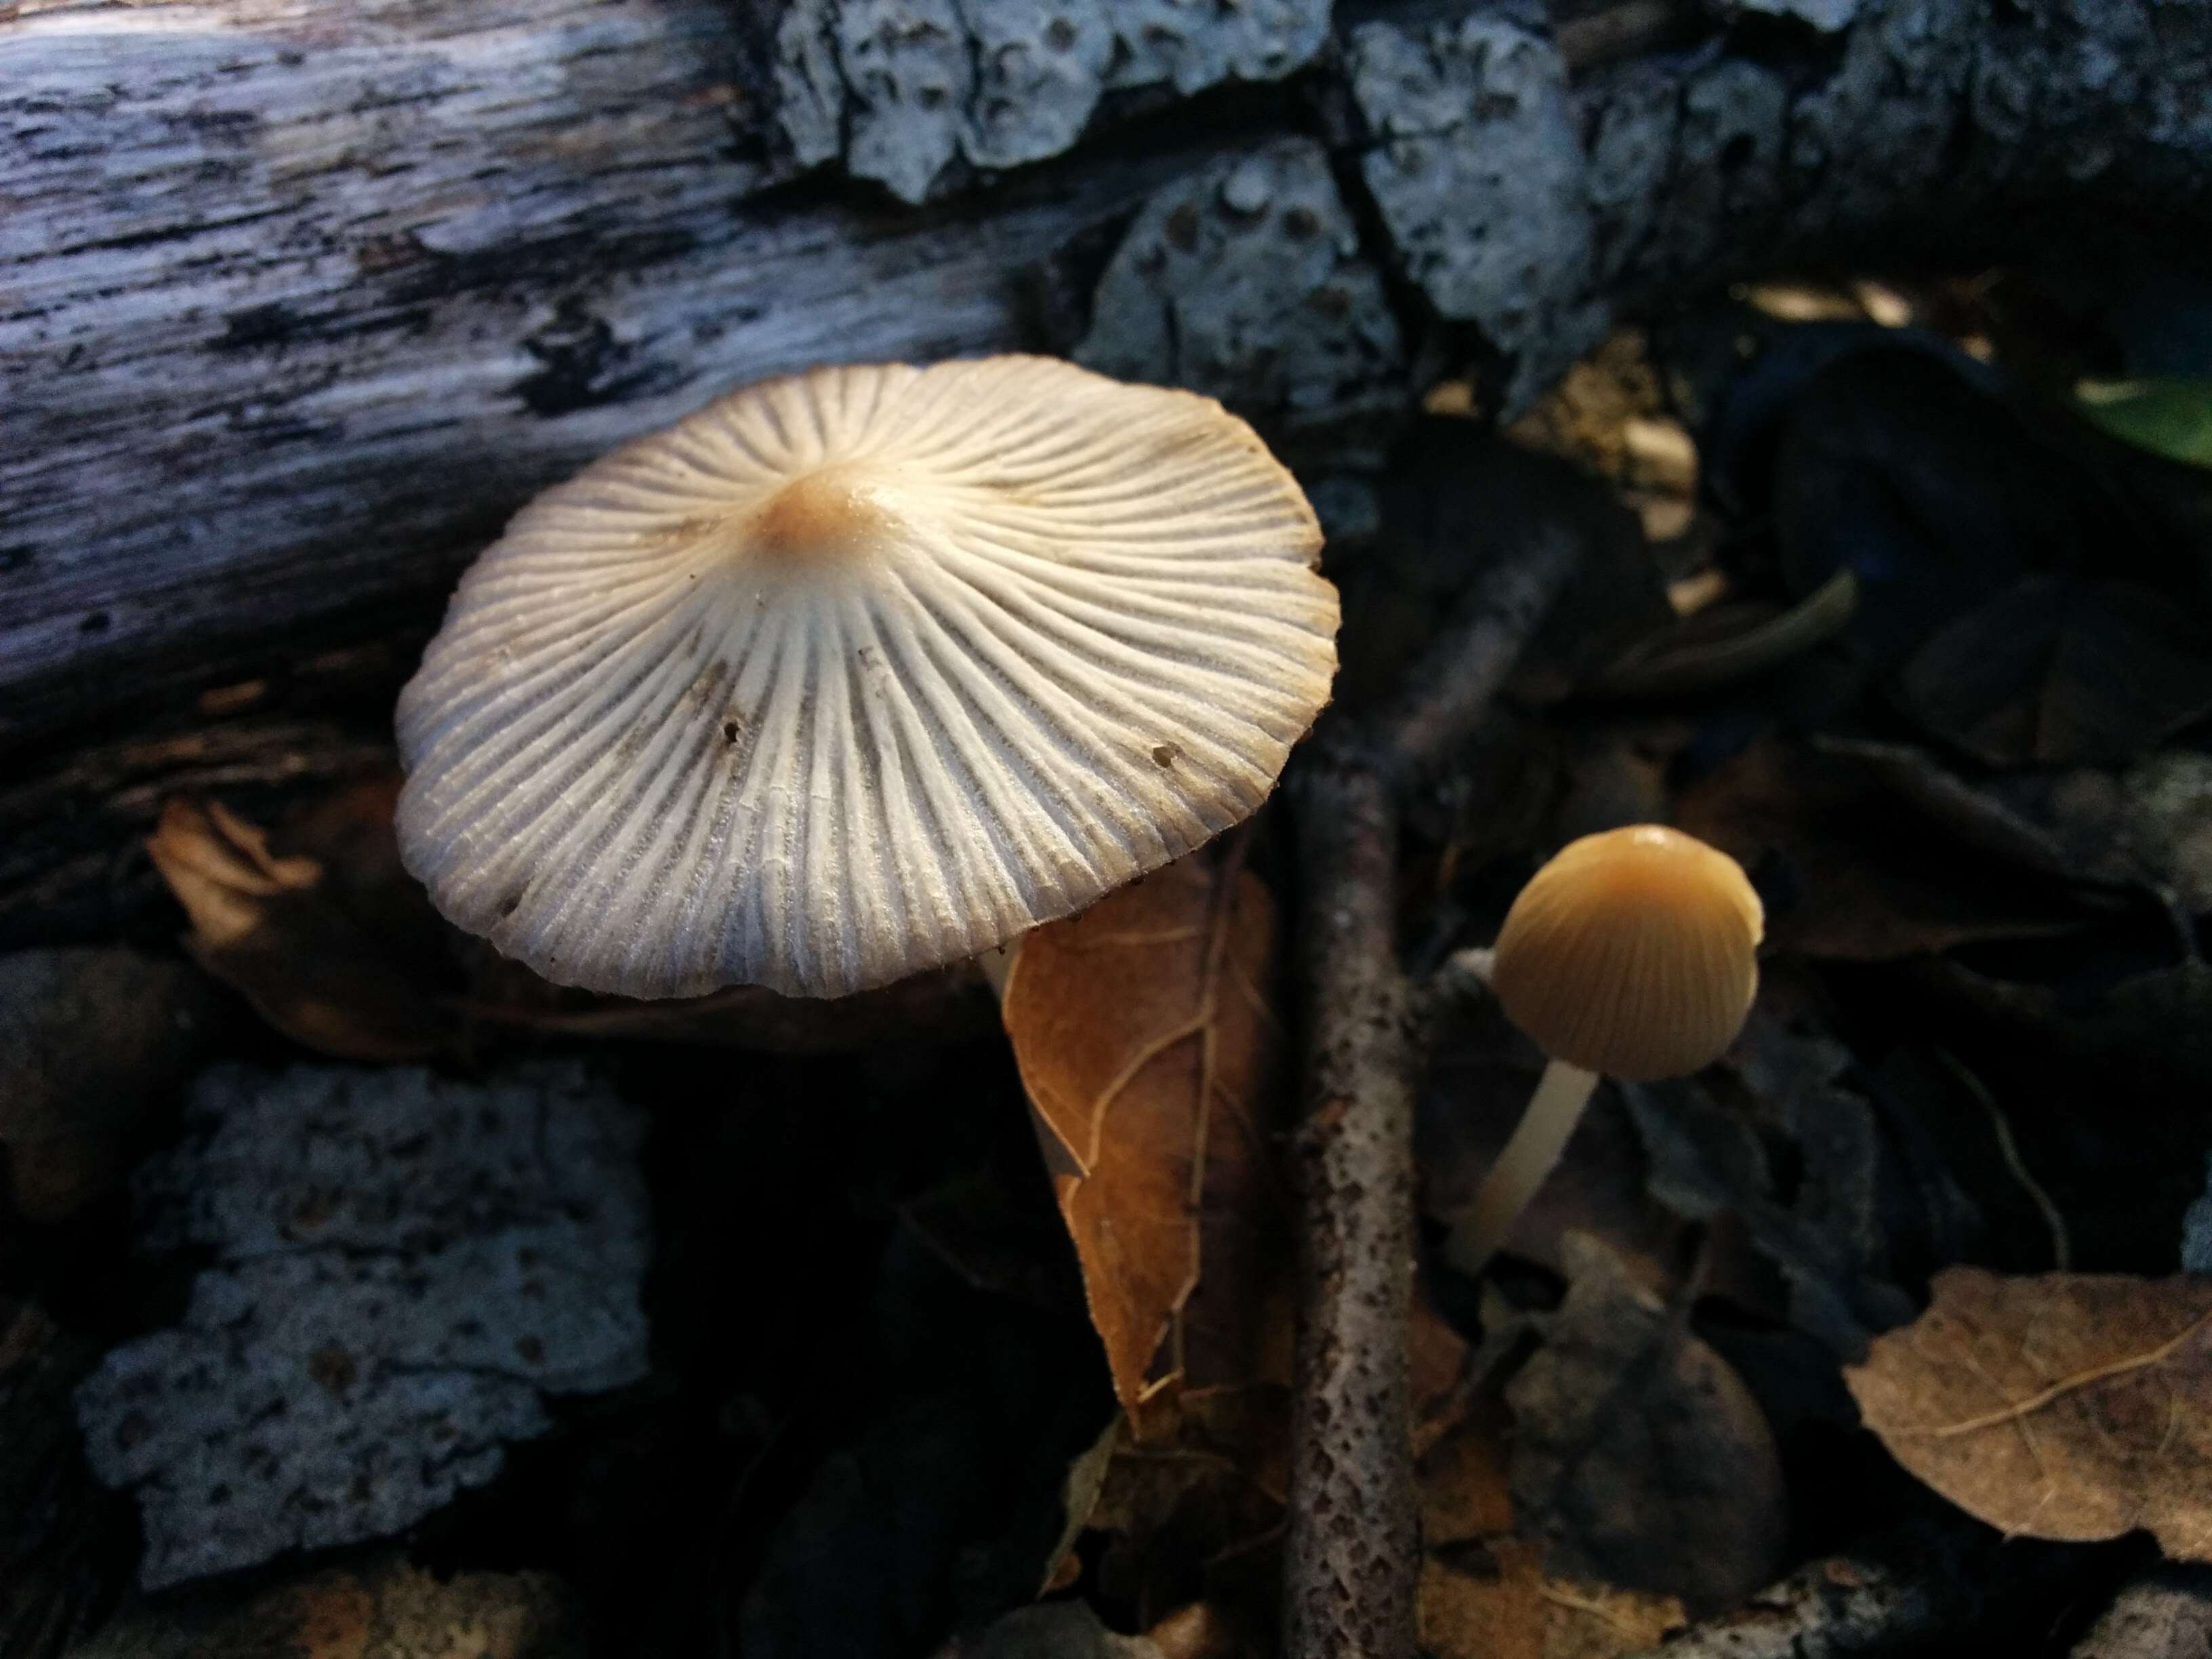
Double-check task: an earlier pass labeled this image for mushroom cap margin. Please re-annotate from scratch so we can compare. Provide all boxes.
[394,355,1339,998]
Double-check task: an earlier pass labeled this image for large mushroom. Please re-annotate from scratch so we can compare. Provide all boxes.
[395,356,1338,999]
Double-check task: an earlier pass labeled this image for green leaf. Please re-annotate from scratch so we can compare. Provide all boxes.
[2075,377,2212,470]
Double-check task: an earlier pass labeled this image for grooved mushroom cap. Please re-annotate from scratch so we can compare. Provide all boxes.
[1489,825,1763,1082]
[394,355,1338,999]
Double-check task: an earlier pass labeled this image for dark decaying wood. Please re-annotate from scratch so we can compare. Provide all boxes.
[0,650,412,949]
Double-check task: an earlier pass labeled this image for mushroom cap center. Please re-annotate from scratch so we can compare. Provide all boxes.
[745,464,905,567]
[1570,825,1765,937]
[1488,823,1763,1081]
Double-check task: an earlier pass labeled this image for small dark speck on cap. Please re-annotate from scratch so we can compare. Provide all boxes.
[1151,742,1180,766]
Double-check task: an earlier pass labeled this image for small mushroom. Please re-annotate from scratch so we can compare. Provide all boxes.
[1446,824,1763,1273]
[396,356,1338,999]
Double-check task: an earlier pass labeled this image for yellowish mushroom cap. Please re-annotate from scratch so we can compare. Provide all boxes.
[1488,825,1763,1082]
[394,356,1338,1000]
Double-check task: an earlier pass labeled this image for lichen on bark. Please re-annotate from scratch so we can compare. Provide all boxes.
[774,0,1330,203]
[1077,138,1406,451]
[75,1062,650,1590]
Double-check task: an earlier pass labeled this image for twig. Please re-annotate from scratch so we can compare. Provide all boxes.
[1370,527,1589,782]
[2069,1565,2212,1658]
[1617,1519,2105,1659]
[1287,758,1418,1658]
[1284,527,1582,1658]
[1933,1045,2072,1271]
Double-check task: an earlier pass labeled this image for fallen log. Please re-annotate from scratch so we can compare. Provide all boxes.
[7,0,2209,760]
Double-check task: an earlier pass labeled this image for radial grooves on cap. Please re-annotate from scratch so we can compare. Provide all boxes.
[396,356,1336,998]
[1489,825,1763,1082]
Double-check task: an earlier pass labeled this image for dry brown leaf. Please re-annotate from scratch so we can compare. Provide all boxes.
[1088,1383,1289,1635]
[1420,1368,1516,1546]
[279,774,455,972]
[1410,1280,1480,1452]
[149,783,999,1059]
[1504,328,1680,489]
[146,795,451,1060]
[70,1557,581,1659]
[1002,852,1292,1435]
[1088,1378,1291,1534]
[1847,1268,2212,1558]
[1039,1416,1124,1597]
[1421,1542,1686,1659]
[1508,1235,1788,1614]
[1899,578,2212,767]
[1417,1362,1685,1659]
[1675,735,2093,959]
[1145,1600,1242,1659]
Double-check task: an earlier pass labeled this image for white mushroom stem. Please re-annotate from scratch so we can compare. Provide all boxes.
[1443,1058,1601,1275]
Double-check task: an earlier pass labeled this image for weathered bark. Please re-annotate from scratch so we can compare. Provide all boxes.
[1343,0,2212,410]
[2072,1567,2212,1659]
[7,0,2211,756]
[0,0,1223,748]
[1620,1520,2108,1659]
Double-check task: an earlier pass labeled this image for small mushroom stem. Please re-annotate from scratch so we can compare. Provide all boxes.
[1443,1058,1601,1275]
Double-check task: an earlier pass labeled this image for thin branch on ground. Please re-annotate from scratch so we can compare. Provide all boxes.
[1284,527,1582,1659]
[1617,1519,2104,1659]
[1934,1044,2072,1272]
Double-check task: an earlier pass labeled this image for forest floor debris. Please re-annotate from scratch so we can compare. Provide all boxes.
[72,1064,647,1589]
[7,271,2212,1657]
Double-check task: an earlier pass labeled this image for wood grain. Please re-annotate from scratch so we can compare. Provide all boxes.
[0,0,1201,746]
